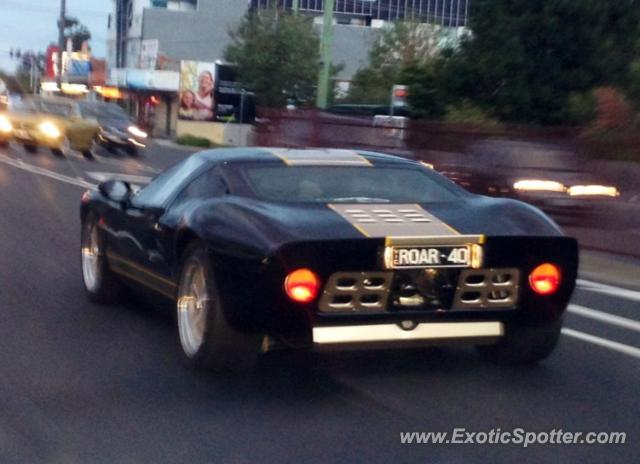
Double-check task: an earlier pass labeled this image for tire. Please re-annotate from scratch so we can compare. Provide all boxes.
[176,242,262,371]
[0,140,8,148]
[82,149,94,160]
[476,318,563,365]
[125,145,139,157]
[51,137,71,157]
[81,214,123,304]
[24,144,37,153]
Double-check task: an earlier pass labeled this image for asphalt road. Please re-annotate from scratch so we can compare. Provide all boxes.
[0,141,638,463]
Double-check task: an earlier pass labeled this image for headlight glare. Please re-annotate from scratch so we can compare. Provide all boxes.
[127,126,148,139]
[513,179,566,193]
[567,185,619,197]
[0,116,12,133]
[39,121,62,139]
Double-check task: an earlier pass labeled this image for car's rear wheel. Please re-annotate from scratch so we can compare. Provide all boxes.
[177,242,262,371]
[81,215,123,303]
[23,144,37,153]
[476,318,563,365]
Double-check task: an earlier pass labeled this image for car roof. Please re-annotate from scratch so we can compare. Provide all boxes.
[194,147,416,167]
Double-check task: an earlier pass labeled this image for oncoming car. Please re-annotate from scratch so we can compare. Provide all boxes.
[439,140,620,225]
[80,148,578,370]
[78,101,147,156]
[9,96,99,158]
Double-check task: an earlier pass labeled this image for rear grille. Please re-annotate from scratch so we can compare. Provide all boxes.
[452,268,520,309]
[319,268,520,313]
[318,272,393,312]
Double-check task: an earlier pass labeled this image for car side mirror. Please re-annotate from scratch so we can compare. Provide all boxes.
[99,180,132,207]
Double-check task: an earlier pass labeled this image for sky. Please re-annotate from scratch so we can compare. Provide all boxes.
[0,0,111,73]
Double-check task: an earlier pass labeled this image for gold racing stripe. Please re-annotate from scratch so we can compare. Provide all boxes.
[106,251,177,299]
[268,148,372,166]
[328,203,461,238]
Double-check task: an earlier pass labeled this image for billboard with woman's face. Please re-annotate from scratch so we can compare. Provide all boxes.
[179,61,216,121]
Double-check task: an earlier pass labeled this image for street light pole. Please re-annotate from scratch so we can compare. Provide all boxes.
[316,0,335,109]
[57,0,66,89]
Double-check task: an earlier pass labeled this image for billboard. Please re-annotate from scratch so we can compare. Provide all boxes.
[179,61,217,121]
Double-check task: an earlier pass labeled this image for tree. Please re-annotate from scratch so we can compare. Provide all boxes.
[444,0,640,124]
[64,17,91,51]
[225,9,320,108]
[346,21,446,105]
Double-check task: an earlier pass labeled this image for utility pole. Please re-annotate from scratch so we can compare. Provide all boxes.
[57,0,66,89]
[315,0,335,109]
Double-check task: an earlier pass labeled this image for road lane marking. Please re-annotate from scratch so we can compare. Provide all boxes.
[0,153,97,189]
[577,279,640,303]
[568,304,640,333]
[562,328,640,359]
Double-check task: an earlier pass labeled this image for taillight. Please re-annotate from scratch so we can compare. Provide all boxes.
[284,269,320,303]
[529,263,561,295]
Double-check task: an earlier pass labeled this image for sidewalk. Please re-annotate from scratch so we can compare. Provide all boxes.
[151,138,201,152]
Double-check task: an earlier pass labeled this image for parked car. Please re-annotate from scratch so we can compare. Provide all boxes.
[437,140,620,224]
[78,101,147,156]
[8,96,99,158]
[80,148,577,371]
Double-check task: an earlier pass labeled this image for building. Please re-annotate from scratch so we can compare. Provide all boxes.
[106,0,470,138]
[251,1,470,27]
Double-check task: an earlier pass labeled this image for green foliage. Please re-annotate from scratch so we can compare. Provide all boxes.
[346,22,446,105]
[444,100,499,125]
[225,9,320,108]
[64,17,92,51]
[176,134,212,148]
[446,0,640,124]
[564,91,597,126]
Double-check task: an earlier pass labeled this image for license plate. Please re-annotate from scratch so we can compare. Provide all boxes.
[14,129,31,140]
[388,245,471,269]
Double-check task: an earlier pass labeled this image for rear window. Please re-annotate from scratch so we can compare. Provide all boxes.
[243,166,460,203]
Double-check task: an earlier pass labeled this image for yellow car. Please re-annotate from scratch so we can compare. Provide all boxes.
[9,96,100,158]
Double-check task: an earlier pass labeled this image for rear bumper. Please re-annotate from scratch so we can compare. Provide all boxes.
[312,321,503,349]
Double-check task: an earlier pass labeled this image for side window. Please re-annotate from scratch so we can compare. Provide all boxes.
[171,168,228,208]
[132,157,206,208]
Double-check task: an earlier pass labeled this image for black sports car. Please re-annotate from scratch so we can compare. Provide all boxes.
[80,148,578,370]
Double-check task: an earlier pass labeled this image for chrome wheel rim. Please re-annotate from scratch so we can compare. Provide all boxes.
[177,259,209,357]
[81,222,100,291]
